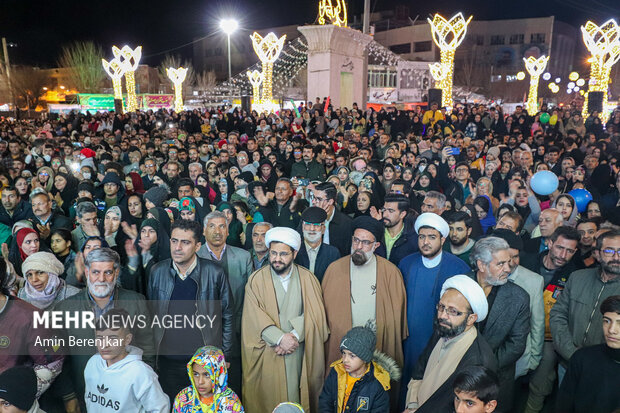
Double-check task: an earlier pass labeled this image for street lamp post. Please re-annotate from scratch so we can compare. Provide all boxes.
[220,19,239,81]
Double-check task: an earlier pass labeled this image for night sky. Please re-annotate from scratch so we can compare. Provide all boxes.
[1,0,618,67]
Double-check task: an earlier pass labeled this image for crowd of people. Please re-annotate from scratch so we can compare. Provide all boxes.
[0,98,619,413]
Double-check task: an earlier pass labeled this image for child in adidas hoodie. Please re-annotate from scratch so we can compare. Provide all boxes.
[83,308,170,413]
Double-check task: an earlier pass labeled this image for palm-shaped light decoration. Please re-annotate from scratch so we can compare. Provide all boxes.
[580,19,620,122]
[166,67,188,113]
[102,57,126,112]
[247,70,264,109]
[112,45,142,112]
[318,0,347,27]
[523,55,549,115]
[251,32,286,107]
[427,12,473,108]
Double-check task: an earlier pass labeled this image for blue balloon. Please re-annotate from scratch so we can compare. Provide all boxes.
[568,188,593,213]
[530,170,559,196]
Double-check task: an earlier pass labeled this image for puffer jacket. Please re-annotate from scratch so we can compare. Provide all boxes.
[319,351,400,413]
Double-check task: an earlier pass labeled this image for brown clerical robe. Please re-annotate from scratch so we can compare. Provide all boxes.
[241,264,329,413]
[322,255,408,368]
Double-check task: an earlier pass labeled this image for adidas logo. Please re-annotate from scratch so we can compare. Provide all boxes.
[97,384,109,394]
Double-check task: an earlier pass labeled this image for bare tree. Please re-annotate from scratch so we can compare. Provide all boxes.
[9,66,50,109]
[195,70,217,95]
[58,41,105,93]
[158,54,195,94]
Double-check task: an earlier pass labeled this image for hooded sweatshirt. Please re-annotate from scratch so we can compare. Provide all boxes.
[173,346,244,413]
[84,345,169,413]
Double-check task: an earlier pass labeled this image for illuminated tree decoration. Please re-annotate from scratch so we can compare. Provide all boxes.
[581,19,620,122]
[427,12,473,108]
[247,70,264,108]
[523,55,549,115]
[166,67,188,113]
[101,57,126,112]
[112,45,142,112]
[251,32,286,110]
[318,0,347,27]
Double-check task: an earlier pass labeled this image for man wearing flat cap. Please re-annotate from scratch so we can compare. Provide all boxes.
[322,215,407,406]
[404,275,497,412]
[294,206,340,282]
[399,213,471,399]
[241,227,328,413]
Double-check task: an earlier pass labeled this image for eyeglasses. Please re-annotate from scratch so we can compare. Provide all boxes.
[601,248,620,257]
[436,303,467,317]
[352,237,374,247]
[269,250,292,258]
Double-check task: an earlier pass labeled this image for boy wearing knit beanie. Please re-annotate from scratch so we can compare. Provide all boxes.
[0,366,39,412]
[318,326,401,413]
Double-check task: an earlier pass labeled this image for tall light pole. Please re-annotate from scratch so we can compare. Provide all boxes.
[220,18,239,81]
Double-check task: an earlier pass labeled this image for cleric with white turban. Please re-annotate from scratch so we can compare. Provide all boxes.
[265,227,302,251]
[414,212,450,238]
[441,274,489,322]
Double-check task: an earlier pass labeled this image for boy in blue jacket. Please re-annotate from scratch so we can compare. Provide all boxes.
[319,326,401,413]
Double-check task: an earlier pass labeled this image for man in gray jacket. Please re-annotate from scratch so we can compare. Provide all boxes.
[550,229,620,367]
[492,229,545,379]
[148,219,234,401]
[197,210,252,394]
[469,236,530,411]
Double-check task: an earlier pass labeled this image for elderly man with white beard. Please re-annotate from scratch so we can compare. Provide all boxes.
[467,237,530,412]
[55,248,155,409]
[294,206,340,282]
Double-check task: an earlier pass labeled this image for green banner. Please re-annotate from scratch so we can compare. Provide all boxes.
[77,94,122,110]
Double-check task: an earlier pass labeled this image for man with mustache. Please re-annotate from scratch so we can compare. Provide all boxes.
[550,229,620,393]
[468,237,531,411]
[398,212,471,402]
[322,215,408,408]
[241,227,328,413]
[148,219,233,401]
[294,206,340,282]
[54,247,155,409]
[196,210,252,394]
[520,226,580,413]
[404,275,497,412]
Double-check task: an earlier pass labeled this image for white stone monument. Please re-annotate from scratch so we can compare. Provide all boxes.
[298,25,373,108]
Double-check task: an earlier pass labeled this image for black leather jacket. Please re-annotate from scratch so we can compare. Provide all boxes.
[147,256,234,360]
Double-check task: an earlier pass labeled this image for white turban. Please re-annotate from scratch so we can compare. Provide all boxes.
[22,251,65,276]
[440,275,489,322]
[414,212,450,238]
[265,227,301,251]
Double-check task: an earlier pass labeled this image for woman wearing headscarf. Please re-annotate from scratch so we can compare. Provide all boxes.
[461,203,485,239]
[172,346,244,413]
[131,218,171,294]
[35,166,55,193]
[473,195,496,235]
[126,193,146,228]
[50,228,77,283]
[216,202,243,247]
[125,172,145,196]
[257,159,277,193]
[147,207,173,236]
[8,227,43,278]
[178,196,209,226]
[552,193,579,227]
[52,172,79,216]
[18,252,79,310]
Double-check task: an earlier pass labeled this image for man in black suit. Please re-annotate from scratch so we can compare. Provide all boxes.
[310,182,353,256]
[295,206,340,282]
[469,236,530,412]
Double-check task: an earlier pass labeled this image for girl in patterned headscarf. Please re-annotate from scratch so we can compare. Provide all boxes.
[173,346,244,413]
